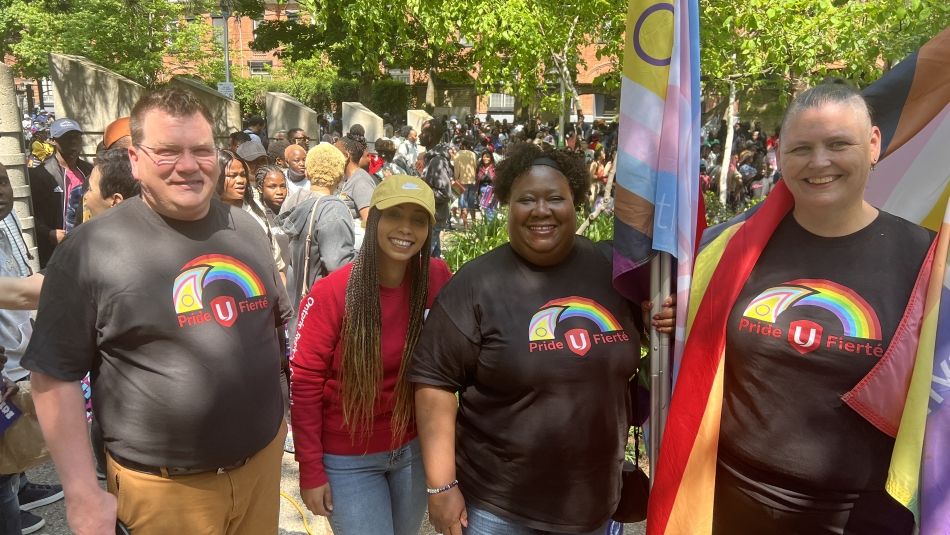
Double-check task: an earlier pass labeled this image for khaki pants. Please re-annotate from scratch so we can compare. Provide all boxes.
[106,421,287,535]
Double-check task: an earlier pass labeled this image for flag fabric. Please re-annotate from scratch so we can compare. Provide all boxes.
[846,200,950,534]
[864,26,950,232]
[645,181,944,534]
[612,0,702,364]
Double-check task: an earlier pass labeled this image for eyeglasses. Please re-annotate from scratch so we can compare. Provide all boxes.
[292,136,309,142]
[135,143,218,167]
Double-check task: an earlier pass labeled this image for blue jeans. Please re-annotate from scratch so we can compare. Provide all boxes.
[323,438,426,535]
[464,504,620,535]
[0,473,19,535]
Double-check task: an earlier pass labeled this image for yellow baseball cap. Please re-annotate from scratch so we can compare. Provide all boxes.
[371,175,436,224]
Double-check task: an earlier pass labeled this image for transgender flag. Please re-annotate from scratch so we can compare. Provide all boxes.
[612,0,702,365]
[864,26,950,232]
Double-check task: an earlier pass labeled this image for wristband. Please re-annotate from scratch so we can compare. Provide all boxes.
[426,479,459,495]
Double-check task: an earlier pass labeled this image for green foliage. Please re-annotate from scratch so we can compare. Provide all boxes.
[697,0,950,97]
[331,79,360,106]
[443,212,510,273]
[234,0,469,84]
[703,190,764,226]
[371,80,412,123]
[443,207,619,273]
[579,211,615,243]
[2,0,220,85]
[229,55,357,117]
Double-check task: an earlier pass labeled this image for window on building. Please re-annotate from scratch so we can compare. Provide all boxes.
[249,61,273,77]
[488,93,515,111]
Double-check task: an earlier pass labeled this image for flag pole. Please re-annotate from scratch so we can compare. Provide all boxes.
[648,251,673,485]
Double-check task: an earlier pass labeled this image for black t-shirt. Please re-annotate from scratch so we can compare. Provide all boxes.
[720,211,933,495]
[22,197,291,468]
[409,238,641,533]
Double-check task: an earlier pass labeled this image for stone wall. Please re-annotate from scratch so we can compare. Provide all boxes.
[406,110,433,135]
[265,92,320,143]
[0,64,38,271]
[49,53,144,157]
[168,77,242,146]
[342,102,383,148]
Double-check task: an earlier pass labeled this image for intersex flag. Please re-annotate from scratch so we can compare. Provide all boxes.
[864,26,950,232]
[612,0,702,365]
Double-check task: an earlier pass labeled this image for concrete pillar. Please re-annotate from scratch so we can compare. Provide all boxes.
[168,77,242,147]
[265,92,321,143]
[342,102,383,148]
[49,53,145,158]
[406,110,433,136]
[0,64,39,272]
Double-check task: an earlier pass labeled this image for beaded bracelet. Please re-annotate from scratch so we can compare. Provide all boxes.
[426,479,459,494]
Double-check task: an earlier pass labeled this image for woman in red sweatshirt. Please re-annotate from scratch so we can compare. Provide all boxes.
[290,175,452,535]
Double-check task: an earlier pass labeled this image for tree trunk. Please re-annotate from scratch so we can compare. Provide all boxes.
[426,69,437,107]
[718,82,737,206]
[358,77,373,105]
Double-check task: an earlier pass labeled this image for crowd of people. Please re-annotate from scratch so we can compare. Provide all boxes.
[700,119,782,209]
[0,78,933,535]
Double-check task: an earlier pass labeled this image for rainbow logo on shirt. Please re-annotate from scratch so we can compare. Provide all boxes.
[742,279,881,340]
[739,279,884,357]
[527,297,629,357]
[173,254,269,329]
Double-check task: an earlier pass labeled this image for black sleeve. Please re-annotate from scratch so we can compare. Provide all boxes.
[29,169,53,241]
[20,253,98,381]
[409,298,481,391]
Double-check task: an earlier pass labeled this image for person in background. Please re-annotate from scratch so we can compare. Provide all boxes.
[421,144,453,259]
[335,126,376,248]
[475,150,497,222]
[268,140,291,168]
[244,115,267,148]
[453,138,477,229]
[237,140,270,185]
[29,118,92,266]
[83,148,139,220]
[285,143,310,195]
[375,138,409,180]
[229,131,251,152]
[288,128,310,151]
[218,150,287,281]
[278,143,354,316]
[395,128,419,176]
[257,165,288,216]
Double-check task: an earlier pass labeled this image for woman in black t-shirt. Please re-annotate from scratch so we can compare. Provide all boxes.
[676,82,933,534]
[411,143,672,535]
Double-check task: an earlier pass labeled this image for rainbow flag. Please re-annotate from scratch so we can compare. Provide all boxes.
[846,200,950,533]
[612,0,702,363]
[864,26,950,232]
[646,181,946,534]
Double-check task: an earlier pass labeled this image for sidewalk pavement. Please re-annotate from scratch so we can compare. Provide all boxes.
[25,455,644,534]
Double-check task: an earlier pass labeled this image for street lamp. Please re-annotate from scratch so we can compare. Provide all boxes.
[220,1,232,84]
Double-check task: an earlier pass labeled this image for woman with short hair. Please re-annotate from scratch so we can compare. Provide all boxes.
[650,81,936,534]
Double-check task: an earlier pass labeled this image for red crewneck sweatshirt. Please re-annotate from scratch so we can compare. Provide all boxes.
[290,258,451,488]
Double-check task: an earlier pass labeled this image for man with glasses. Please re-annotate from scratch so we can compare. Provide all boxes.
[287,128,309,150]
[23,87,291,534]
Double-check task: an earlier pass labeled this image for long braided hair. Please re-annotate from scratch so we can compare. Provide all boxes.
[339,207,433,443]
